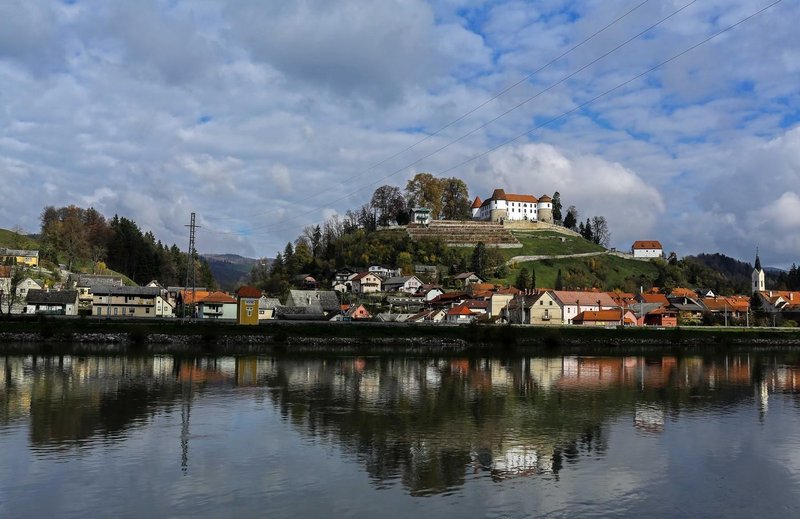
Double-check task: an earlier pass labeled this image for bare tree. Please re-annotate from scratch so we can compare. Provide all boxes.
[591,216,611,248]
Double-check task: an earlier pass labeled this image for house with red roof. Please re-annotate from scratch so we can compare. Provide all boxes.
[196,291,237,320]
[631,240,663,258]
[446,304,478,324]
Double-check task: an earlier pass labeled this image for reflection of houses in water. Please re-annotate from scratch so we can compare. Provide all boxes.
[489,446,554,480]
[634,403,666,433]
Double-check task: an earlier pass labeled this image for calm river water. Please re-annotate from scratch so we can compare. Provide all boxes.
[2,351,800,517]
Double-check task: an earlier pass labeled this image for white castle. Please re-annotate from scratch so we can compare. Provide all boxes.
[471,189,554,223]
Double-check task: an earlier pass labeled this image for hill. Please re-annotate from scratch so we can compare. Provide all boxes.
[493,254,660,292]
[202,254,265,291]
[0,228,40,250]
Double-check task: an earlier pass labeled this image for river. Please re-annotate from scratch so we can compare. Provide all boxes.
[2,351,800,517]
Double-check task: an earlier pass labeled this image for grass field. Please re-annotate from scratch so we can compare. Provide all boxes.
[505,230,605,259]
[495,253,660,291]
[0,228,40,249]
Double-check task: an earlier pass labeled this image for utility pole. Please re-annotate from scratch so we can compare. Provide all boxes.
[183,213,199,322]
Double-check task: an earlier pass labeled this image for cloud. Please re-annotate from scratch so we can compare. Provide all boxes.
[471,143,664,249]
[226,0,444,103]
[0,1,64,74]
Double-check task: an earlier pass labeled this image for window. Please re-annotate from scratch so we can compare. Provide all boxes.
[146,308,150,314]
[114,308,118,315]
[97,307,102,316]
[246,307,253,317]
[129,308,134,314]
[540,301,544,305]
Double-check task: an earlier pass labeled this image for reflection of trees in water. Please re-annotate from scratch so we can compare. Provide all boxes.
[258,354,800,495]
[0,355,234,449]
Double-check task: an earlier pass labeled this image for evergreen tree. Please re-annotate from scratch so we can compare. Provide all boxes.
[516,267,531,291]
[552,192,562,222]
[531,266,536,289]
[471,242,488,278]
[555,269,564,290]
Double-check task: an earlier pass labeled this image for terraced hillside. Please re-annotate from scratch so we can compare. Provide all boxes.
[406,221,521,248]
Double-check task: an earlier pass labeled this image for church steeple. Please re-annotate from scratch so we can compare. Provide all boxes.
[752,248,765,294]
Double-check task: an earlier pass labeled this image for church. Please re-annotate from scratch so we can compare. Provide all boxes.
[471,189,554,223]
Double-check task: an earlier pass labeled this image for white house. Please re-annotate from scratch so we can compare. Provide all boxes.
[383,276,423,294]
[552,290,618,325]
[349,272,383,294]
[196,291,238,320]
[446,304,477,323]
[25,289,79,316]
[632,240,663,258]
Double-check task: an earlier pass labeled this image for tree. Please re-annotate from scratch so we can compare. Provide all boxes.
[552,192,562,222]
[581,218,593,242]
[590,216,610,247]
[471,242,488,278]
[1,266,26,316]
[564,206,578,230]
[516,267,531,291]
[440,177,471,220]
[555,269,564,290]
[531,266,536,289]
[370,185,406,226]
[405,173,444,219]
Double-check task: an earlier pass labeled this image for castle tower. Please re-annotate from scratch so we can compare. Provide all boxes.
[752,250,765,294]
[489,188,508,222]
[537,194,553,223]
[471,196,482,219]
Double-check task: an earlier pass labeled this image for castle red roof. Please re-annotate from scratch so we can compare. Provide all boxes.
[538,194,552,203]
[471,196,482,209]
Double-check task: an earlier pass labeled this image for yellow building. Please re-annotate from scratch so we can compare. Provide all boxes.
[236,286,262,325]
[0,248,39,267]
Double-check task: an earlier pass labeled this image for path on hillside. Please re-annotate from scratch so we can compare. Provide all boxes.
[506,250,651,265]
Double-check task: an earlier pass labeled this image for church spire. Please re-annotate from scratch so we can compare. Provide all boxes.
[754,247,762,271]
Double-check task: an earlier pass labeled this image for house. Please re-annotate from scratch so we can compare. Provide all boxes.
[552,290,618,324]
[332,281,348,293]
[196,291,238,320]
[258,296,281,321]
[368,265,401,279]
[490,292,516,318]
[416,285,445,302]
[471,189,554,223]
[236,285,262,325]
[383,275,423,294]
[446,304,477,324]
[414,265,439,281]
[430,291,470,308]
[631,241,663,258]
[0,248,39,267]
[284,290,340,317]
[349,272,383,294]
[453,272,485,288]
[412,207,432,225]
[292,274,318,289]
[406,308,447,323]
[573,309,637,326]
[16,277,42,299]
[635,293,669,306]
[641,306,679,327]
[92,286,165,318]
[528,291,563,325]
[334,268,358,284]
[25,289,78,315]
[331,303,372,321]
[667,295,705,324]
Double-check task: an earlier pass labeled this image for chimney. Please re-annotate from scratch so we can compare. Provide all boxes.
[769,291,773,297]
[791,293,794,301]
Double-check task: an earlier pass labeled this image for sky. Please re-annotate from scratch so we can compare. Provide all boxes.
[1,0,799,267]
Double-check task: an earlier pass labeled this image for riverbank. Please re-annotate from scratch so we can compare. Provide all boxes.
[3,317,800,355]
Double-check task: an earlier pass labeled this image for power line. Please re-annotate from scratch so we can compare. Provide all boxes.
[205,0,652,225]
[205,0,784,254]
[204,0,701,239]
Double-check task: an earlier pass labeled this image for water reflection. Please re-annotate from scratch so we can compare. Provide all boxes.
[2,352,800,499]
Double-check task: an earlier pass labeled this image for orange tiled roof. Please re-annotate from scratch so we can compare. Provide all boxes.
[670,287,695,298]
[447,304,475,316]
[237,285,262,298]
[632,240,663,249]
[471,196,482,209]
[640,293,669,305]
[197,291,236,304]
[180,290,211,304]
